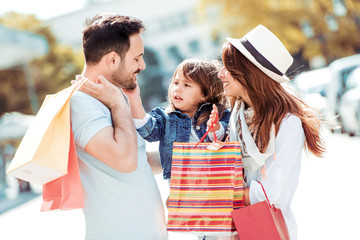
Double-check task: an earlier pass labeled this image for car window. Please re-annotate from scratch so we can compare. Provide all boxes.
[346,68,360,90]
[341,67,357,89]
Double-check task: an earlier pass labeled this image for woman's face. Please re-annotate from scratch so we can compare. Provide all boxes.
[218,66,252,106]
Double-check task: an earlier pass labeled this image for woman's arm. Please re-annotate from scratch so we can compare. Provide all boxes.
[248,115,305,206]
[244,188,250,206]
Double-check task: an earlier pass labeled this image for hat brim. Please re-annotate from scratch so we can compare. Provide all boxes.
[226,37,289,83]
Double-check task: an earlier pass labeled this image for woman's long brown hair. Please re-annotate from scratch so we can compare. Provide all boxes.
[222,43,325,157]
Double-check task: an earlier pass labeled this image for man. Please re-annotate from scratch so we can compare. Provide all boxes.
[70,14,167,240]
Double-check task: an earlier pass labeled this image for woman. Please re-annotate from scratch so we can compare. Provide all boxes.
[215,25,325,239]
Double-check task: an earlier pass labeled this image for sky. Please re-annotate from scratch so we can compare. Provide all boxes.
[0,0,88,20]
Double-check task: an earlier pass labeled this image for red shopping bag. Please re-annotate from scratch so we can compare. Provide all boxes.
[167,120,244,236]
[40,128,84,211]
[231,181,290,240]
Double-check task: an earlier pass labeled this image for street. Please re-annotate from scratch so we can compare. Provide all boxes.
[293,130,360,240]
[0,130,359,240]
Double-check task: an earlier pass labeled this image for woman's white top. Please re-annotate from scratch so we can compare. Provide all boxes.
[229,101,305,240]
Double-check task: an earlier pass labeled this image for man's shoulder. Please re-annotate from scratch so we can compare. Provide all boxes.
[70,91,112,148]
[71,91,97,102]
[70,91,111,127]
[71,91,108,111]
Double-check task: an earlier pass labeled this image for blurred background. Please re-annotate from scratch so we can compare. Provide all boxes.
[0,0,360,239]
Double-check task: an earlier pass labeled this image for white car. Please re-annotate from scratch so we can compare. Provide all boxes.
[338,67,360,136]
[291,67,331,117]
[325,54,360,131]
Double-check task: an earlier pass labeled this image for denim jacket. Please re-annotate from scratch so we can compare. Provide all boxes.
[136,103,231,179]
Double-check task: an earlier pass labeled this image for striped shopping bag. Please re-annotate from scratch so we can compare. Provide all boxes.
[167,141,244,236]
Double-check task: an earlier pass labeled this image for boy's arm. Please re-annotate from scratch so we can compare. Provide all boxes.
[122,84,165,142]
[207,104,221,132]
[135,109,167,142]
[217,108,231,140]
[207,104,230,141]
[208,124,226,141]
[122,84,146,120]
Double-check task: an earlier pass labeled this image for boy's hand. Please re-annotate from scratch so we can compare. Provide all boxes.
[122,83,141,101]
[207,104,220,132]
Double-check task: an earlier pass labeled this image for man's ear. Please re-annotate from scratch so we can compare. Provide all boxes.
[106,51,121,69]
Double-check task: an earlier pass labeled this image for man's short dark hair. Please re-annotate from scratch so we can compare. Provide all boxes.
[82,14,145,65]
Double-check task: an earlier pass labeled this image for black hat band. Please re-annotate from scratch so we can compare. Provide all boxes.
[240,37,284,76]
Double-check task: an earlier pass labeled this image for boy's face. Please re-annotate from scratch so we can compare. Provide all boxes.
[112,33,146,89]
[170,69,205,118]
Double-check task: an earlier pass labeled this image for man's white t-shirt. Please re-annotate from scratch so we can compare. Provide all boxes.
[70,91,167,240]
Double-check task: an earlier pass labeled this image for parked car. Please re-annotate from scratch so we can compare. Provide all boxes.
[325,54,360,132]
[338,67,360,136]
[291,67,331,117]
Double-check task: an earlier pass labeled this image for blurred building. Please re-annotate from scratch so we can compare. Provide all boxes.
[0,25,48,70]
[46,0,220,110]
[0,25,47,198]
[0,24,48,114]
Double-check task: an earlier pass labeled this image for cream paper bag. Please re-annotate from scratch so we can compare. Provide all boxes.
[6,84,81,185]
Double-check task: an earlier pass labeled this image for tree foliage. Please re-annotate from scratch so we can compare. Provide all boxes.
[198,0,360,66]
[0,12,83,116]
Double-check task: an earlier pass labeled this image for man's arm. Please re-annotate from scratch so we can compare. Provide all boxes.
[146,148,162,175]
[81,76,138,172]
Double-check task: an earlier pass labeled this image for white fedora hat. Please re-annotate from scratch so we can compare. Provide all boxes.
[227,25,293,83]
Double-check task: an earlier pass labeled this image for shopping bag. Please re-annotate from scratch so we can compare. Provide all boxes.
[231,181,290,240]
[167,122,244,236]
[6,83,82,185]
[41,128,84,211]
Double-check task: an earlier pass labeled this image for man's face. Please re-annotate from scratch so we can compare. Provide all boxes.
[112,34,146,89]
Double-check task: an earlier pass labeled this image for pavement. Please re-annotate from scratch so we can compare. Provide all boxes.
[0,131,359,240]
[0,173,194,240]
[0,191,38,215]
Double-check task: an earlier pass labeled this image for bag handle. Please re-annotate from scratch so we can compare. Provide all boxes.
[256,180,277,211]
[194,113,218,149]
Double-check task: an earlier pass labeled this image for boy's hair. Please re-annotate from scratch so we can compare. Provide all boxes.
[167,58,227,126]
[82,14,145,65]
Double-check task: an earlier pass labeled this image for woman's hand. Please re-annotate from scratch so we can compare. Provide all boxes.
[78,75,125,110]
[207,104,220,132]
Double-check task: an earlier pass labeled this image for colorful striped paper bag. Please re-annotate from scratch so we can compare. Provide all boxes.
[167,141,244,236]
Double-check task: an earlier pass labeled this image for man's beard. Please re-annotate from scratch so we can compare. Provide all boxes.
[112,68,140,89]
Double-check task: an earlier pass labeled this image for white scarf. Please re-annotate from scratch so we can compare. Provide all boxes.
[229,100,275,172]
